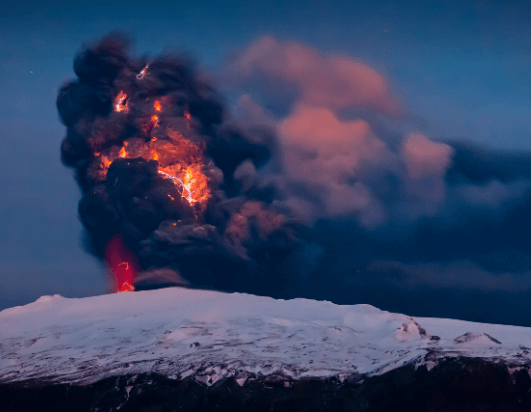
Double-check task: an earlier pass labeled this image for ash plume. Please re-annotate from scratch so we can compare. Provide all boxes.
[217,36,531,325]
[58,33,298,294]
[59,33,531,325]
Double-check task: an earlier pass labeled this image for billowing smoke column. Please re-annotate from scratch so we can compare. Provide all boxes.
[57,33,531,325]
[58,34,297,293]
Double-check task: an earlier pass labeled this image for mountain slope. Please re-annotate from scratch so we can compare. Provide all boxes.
[1,287,531,411]
[1,287,530,385]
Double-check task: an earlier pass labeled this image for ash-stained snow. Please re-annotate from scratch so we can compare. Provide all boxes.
[1,288,530,386]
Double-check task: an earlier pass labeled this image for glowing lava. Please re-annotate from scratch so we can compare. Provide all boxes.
[95,98,211,209]
[104,235,139,293]
[136,64,149,80]
[114,91,129,113]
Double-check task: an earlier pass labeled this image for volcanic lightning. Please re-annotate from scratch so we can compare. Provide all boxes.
[58,34,297,295]
[99,97,211,208]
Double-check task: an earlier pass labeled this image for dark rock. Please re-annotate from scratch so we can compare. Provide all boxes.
[1,357,531,411]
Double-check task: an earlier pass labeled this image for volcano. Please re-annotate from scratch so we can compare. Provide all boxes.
[1,287,531,411]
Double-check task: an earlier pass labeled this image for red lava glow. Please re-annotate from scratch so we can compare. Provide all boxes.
[104,235,139,293]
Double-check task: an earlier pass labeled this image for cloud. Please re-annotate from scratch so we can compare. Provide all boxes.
[277,102,390,224]
[402,133,453,180]
[229,36,402,116]
[401,133,454,209]
[220,36,531,326]
[226,37,464,226]
[55,34,531,327]
[453,178,531,209]
[367,260,531,293]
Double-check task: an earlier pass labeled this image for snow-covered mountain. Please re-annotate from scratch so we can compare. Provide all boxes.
[1,287,530,387]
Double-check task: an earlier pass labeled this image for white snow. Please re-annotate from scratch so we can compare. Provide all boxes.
[1,287,530,385]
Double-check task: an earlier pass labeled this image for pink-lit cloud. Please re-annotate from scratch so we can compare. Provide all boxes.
[232,36,402,116]
[229,37,461,226]
[401,133,454,209]
[277,102,390,224]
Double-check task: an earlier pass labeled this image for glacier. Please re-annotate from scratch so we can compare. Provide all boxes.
[1,287,531,387]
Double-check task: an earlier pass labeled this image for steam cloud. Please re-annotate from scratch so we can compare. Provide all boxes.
[60,34,531,325]
[226,36,455,227]
[222,36,531,325]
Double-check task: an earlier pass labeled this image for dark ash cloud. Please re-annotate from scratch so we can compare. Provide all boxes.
[58,33,302,294]
[59,33,531,326]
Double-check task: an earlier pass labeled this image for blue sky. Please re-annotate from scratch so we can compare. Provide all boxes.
[1,0,530,316]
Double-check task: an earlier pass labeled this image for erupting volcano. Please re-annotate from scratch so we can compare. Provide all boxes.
[58,34,297,294]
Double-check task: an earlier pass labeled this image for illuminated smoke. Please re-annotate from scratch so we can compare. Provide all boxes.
[58,33,298,293]
[57,34,531,323]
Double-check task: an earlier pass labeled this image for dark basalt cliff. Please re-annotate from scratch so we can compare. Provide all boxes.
[2,357,531,412]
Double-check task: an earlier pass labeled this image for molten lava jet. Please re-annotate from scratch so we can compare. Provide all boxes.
[104,235,139,293]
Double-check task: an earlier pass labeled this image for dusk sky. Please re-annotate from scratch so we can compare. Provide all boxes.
[2,0,531,326]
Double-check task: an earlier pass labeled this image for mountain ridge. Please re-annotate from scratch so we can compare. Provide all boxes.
[1,287,530,386]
